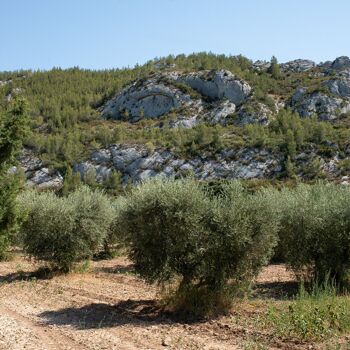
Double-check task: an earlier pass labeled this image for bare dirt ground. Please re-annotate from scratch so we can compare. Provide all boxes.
[0,255,346,350]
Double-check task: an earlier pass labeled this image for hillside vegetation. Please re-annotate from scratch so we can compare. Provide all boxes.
[1,53,350,189]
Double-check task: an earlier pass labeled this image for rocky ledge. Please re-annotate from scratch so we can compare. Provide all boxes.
[74,144,283,185]
[71,143,349,186]
[101,57,350,127]
[14,142,350,188]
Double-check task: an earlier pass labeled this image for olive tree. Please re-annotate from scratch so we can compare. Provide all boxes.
[113,178,278,314]
[19,186,114,272]
[268,182,350,288]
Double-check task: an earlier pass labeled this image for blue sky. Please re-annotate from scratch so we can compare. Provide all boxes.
[1,0,349,71]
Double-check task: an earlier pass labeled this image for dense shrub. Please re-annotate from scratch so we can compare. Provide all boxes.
[100,196,128,258]
[0,98,28,260]
[19,186,114,272]
[266,183,350,287]
[113,178,278,314]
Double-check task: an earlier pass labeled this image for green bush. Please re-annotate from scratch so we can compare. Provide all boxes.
[268,183,350,287]
[19,186,114,272]
[101,196,128,258]
[114,178,278,314]
[0,175,23,260]
[0,98,28,260]
[338,158,350,175]
[265,279,350,341]
[204,182,278,289]
[114,178,211,284]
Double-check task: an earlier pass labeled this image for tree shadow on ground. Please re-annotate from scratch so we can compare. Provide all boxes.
[0,267,54,283]
[38,281,299,330]
[252,281,299,300]
[95,264,136,275]
[39,277,301,330]
[39,299,191,329]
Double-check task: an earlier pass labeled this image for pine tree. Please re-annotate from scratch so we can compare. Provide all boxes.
[285,156,296,179]
[0,98,28,259]
[84,168,97,187]
[195,124,208,145]
[103,170,122,195]
[73,172,82,189]
[211,127,223,150]
[124,177,134,194]
[62,166,81,195]
[16,167,27,189]
[285,130,297,159]
[269,56,281,79]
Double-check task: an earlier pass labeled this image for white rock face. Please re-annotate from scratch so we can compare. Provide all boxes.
[178,70,251,105]
[20,142,347,189]
[91,149,111,164]
[101,65,350,127]
[169,116,199,129]
[281,59,315,72]
[252,60,270,71]
[101,70,251,126]
[101,76,193,120]
[290,88,350,120]
[73,162,111,182]
[17,152,43,172]
[14,150,63,189]
[253,58,315,73]
[73,144,283,185]
[324,78,350,99]
[330,56,350,71]
[236,101,271,125]
[27,168,63,189]
[110,146,147,171]
[341,176,350,185]
[206,100,236,126]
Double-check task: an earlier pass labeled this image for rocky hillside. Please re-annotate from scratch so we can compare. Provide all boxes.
[73,143,350,185]
[101,56,350,126]
[2,53,350,188]
[101,70,254,127]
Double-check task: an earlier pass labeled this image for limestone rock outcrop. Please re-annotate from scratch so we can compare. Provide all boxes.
[281,59,316,72]
[323,77,350,99]
[101,76,194,121]
[101,70,252,127]
[74,144,282,185]
[330,56,350,71]
[205,100,236,126]
[12,150,63,189]
[236,101,272,125]
[289,87,350,120]
[176,69,251,105]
